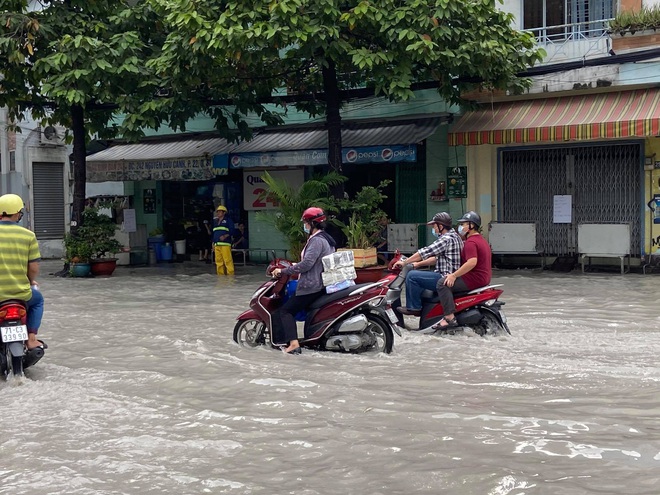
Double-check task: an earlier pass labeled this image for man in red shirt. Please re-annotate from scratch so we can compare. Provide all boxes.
[430,211,492,331]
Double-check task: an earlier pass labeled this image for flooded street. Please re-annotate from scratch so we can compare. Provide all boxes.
[2,260,660,495]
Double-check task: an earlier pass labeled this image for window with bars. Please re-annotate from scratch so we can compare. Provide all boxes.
[523,0,613,38]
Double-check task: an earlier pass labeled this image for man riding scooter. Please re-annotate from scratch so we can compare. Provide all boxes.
[424,210,492,332]
[393,212,463,322]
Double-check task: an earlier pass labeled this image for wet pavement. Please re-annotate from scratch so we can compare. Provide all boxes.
[1,260,659,494]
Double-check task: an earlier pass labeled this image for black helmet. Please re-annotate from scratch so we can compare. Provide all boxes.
[426,212,452,229]
[457,211,481,228]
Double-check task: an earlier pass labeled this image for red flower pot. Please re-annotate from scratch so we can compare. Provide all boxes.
[90,258,118,277]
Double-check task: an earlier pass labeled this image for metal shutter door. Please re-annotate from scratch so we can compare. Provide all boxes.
[32,162,65,240]
[500,143,641,256]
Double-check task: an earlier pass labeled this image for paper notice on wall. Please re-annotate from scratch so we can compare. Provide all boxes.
[553,195,572,224]
[122,209,137,232]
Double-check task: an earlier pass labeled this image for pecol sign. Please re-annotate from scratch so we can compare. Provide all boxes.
[229,145,416,168]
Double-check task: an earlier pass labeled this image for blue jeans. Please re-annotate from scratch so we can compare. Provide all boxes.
[405,270,442,311]
[26,287,44,334]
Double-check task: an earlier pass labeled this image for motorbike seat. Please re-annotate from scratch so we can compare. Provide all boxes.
[420,289,469,304]
[308,283,377,309]
[0,299,27,307]
[420,284,502,303]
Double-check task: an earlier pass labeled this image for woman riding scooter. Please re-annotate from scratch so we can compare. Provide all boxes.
[271,207,336,354]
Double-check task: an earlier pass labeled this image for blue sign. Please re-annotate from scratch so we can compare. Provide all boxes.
[225,144,417,168]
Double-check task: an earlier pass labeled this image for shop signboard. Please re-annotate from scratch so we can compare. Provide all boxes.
[87,157,216,182]
[447,167,467,198]
[229,145,416,168]
[243,169,305,211]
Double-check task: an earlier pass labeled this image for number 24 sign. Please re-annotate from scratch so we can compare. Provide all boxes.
[243,170,305,211]
[252,188,280,209]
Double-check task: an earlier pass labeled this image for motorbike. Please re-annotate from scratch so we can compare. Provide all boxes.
[233,258,402,354]
[0,299,47,378]
[387,262,511,336]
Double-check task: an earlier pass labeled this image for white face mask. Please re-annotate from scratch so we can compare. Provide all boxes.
[303,224,311,234]
[458,225,466,235]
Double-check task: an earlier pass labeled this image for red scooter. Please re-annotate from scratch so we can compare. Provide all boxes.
[0,300,47,378]
[233,259,402,354]
[387,263,511,336]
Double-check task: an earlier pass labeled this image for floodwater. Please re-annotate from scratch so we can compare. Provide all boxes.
[1,260,660,495]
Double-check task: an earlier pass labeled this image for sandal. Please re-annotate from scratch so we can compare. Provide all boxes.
[431,317,459,331]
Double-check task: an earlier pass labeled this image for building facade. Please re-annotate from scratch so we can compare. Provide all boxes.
[449,0,660,263]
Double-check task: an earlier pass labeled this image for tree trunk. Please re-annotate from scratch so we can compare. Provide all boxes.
[70,104,86,230]
[322,58,344,199]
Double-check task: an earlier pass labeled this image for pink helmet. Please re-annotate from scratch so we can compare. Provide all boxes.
[301,207,326,224]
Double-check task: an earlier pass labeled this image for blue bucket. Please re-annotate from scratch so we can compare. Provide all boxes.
[160,244,173,262]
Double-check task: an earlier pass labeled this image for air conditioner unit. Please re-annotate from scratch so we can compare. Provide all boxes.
[40,125,66,146]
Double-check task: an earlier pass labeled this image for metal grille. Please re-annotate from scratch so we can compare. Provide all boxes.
[500,143,641,256]
[32,162,65,240]
[396,148,427,248]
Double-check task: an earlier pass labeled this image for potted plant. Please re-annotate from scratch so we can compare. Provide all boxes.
[331,181,391,269]
[610,7,660,52]
[257,170,344,260]
[63,231,93,277]
[65,207,123,277]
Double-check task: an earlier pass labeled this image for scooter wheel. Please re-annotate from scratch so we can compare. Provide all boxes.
[475,313,507,337]
[363,314,394,354]
[233,319,268,348]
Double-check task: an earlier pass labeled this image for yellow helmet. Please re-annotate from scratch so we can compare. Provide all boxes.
[0,193,24,216]
[216,205,228,212]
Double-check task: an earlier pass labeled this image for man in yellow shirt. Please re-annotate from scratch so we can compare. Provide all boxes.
[212,205,235,275]
[0,194,44,350]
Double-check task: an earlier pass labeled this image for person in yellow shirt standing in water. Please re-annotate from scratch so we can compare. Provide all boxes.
[212,205,235,275]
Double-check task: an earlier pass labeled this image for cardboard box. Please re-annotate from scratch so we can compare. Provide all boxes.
[338,247,377,268]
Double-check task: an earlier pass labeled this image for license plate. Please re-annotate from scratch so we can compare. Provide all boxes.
[385,308,399,324]
[1,325,28,343]
[499,311,507,323]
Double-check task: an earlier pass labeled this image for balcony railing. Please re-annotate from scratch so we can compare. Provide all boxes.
[526,19,614,64]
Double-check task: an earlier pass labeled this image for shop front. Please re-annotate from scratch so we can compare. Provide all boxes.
[448,88,660,263]
[86,137,235,263]
[218,117,442,251]
[86,116,446,260]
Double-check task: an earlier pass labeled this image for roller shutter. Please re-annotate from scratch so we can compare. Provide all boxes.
[32,162,65,240]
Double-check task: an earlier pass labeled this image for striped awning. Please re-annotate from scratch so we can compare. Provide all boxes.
[448,89,660,146]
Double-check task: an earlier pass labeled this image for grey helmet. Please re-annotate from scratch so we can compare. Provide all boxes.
[426,212,452,229]
[457,211,481,228]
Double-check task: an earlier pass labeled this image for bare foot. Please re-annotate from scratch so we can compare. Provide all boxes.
[282,341,300,354]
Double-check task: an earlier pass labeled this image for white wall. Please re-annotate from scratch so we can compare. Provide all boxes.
[501,0,522,30]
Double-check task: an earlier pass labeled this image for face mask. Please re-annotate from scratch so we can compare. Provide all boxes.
[431,228,439,239]
[458,225,465,235]
[303,224,311,234]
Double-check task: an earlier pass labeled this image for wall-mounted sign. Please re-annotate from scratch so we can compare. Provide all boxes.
[229,145,417,168]
[243,170,305,211]
[87,157,215,182]
[553,195,572,223]
[143,189,156,214]
[447,167,467,198]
